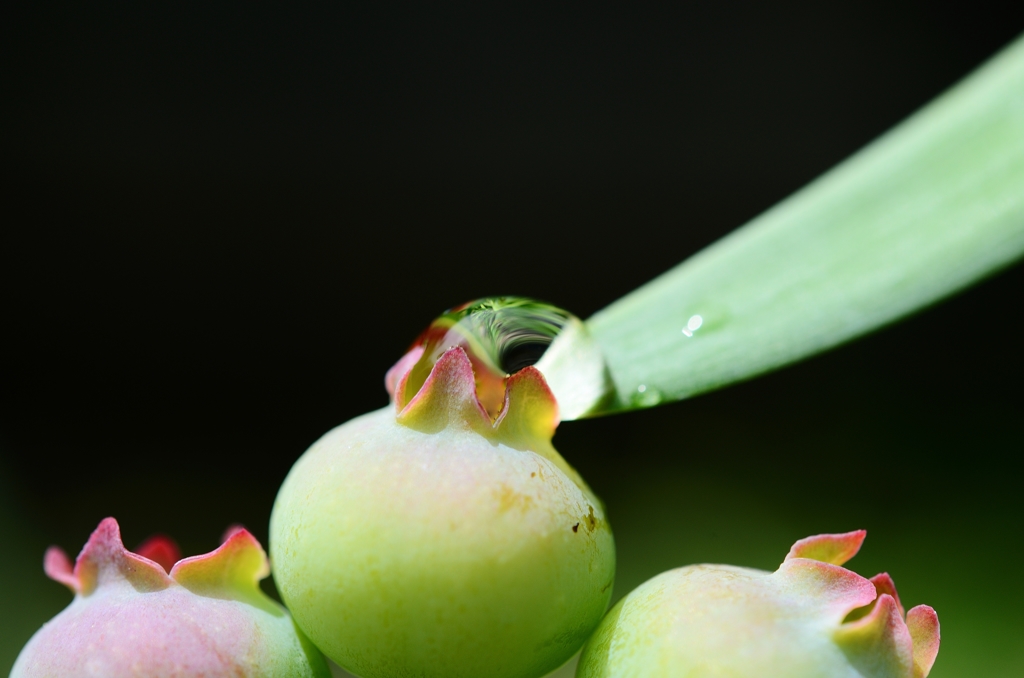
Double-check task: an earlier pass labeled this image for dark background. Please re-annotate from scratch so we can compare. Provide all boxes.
[2,4,1023,676]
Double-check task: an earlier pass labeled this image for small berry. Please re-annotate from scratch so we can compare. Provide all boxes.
[271,342,615,678]
[11,518,329,678]
[578,530,940,678]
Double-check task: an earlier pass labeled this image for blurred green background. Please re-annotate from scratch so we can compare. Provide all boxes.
[2,4,1022,677]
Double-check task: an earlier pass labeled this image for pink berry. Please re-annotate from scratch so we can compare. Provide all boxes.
[11,518,329,678]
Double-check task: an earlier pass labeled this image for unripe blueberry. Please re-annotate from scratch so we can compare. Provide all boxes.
[271,298,616,678]
[578,531,940,678]
[11,518,329,678]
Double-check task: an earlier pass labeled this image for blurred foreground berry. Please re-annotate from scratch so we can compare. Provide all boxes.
[271,298,615,678]
[578,531,939,678]
[11,518,329,678]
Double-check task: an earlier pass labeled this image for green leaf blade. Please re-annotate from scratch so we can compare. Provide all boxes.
[586,34,1024,414]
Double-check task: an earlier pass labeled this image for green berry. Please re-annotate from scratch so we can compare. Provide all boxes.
[578,531,939,678]
[271,338,615,678]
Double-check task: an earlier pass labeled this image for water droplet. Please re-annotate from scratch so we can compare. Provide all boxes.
[403,297,613,420]
[629,384,663,408]
[681,313,704,337]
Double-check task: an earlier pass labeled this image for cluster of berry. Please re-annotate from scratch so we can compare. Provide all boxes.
[12,300,938,678]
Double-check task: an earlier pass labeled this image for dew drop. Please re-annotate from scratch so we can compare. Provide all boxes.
[402,296,613,420]
[682,314,704,337]
[414,297,569,373]
[630,384,663,408]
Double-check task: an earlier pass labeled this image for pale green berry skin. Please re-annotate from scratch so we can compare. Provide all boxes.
[578,532,940,678]
[271,404,615,678]
[579,564,862,678]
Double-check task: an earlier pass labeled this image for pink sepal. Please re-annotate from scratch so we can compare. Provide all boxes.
[43,519,276,609]
[785,530,866,566]
[834,593,915,677]
[43,547,78,593]
[386,345,425,403]
[45,518,174,596]
[777,558,877,621]
[396,347,491,433]
[907,605,940,678]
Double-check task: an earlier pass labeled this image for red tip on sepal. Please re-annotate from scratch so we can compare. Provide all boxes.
[221,524,247,543]
[396,347,491,433]
[134,534,181,574]
[785,530,866,566]
[907,605,940,678]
